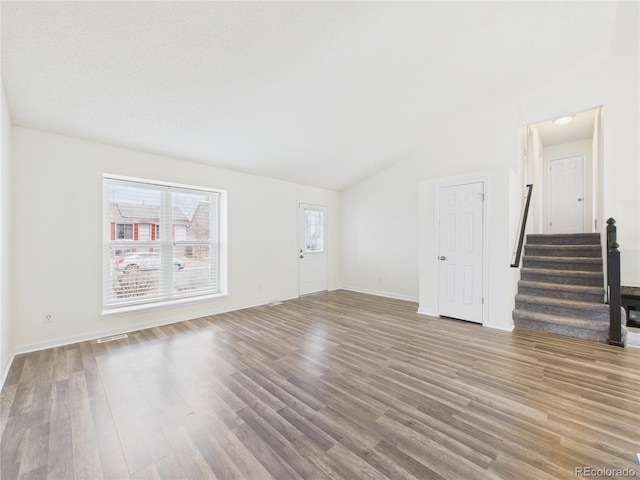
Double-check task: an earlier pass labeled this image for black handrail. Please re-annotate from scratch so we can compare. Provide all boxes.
[511,184,533,268]
[607,218,624,347]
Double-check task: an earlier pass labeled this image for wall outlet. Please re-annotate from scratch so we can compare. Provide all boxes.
[43,312,54,323]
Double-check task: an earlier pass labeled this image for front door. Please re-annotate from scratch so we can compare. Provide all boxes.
[438,182,484,323]
[550,155,584,233]
[298,203,328,296]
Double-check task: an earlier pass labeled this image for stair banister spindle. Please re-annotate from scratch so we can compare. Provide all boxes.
[606,218,623,347]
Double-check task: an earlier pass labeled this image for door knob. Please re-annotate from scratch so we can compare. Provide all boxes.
[577,198,583,202]
[439,256,447,261]
[300,255,304,259]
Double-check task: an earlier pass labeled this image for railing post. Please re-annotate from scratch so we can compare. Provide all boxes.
[607,218,623,347]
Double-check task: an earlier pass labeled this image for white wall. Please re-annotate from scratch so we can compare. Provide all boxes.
[342,53,639,328]
[528,125,544,234]
[519,55,639,286]
[10,128,341,352]
[1,85,12,381]
[342,101,520,306]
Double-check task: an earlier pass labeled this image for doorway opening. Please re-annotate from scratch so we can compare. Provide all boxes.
[520,107,602,234]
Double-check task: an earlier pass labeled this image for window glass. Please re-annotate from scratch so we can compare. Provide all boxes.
[304,210,324,253]
[103,177,222,309]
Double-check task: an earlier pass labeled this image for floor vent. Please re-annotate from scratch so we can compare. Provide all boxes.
[97,333,128,344]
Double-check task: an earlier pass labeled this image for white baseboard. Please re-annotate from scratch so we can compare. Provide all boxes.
[3,295,302,387]
[1,352,15,390]
[0,289,425,391]
[417,307,439,317]
[14,297,305,357]
[484,322,515,332]
[339,286,418,303]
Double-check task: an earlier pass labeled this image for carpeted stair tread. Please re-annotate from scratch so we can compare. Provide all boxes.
[524,244,602,258]
[517,281,604,302]
[520,268,603,286]
[513,232,626,345]
[526,233,600,246]
[513,309,609,342]
[513,308,609,331]
[517,281,603,295]
[515,294,609,321]
[523,256,603,272]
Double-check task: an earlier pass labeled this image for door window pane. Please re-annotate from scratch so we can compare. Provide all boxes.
[304,210,324,253]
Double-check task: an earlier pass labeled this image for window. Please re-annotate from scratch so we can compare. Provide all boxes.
[116,224,133,240]
[304,209,324,252]
[103,175,225,310]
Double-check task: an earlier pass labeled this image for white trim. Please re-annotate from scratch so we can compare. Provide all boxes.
[11,296,301,359]
[340,286,418,303]
[1,351,15,390]
[485,323,515,332]
[433,174,489,325]
[417,307,439,317]
[103,173,223,194]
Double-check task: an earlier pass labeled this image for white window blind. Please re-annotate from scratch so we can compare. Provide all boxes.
[103,176,221,309]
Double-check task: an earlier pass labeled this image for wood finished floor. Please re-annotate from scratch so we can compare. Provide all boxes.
[2,290,639,480]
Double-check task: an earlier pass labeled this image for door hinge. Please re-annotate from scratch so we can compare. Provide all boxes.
[481,297,484,304]
[479,193,485,201]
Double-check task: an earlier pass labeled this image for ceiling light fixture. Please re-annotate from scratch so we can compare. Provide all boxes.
[554,115,574,126]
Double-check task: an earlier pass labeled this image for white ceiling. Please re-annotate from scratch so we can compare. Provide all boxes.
[1,1,636,190]
[535,108,598,148]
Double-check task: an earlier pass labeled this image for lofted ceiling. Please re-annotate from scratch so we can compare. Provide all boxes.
[1,1,636,190]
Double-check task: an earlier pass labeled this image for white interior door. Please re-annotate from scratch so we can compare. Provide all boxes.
[550,155,584,233]
[438,182,484,324]
[298,203,328,296]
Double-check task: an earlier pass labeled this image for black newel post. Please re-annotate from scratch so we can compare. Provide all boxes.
[607,218,623,347]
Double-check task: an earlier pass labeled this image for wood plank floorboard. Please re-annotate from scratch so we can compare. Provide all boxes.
[1,290,639,479]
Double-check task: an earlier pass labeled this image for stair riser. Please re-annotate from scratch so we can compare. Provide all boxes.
[520,272,603,287]
[523,258,602,272]
[513,318,607,343]
[524,246,602,258]
[515,300,609,321]
[526,235,600,246]
[517,286,604,303]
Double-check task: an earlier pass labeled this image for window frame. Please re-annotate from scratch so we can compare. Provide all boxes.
[102,174,227,313]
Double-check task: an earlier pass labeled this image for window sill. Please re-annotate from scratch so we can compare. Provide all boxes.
[101,292,229,317]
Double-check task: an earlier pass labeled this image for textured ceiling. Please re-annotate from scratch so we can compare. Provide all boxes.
[1,1,635,190]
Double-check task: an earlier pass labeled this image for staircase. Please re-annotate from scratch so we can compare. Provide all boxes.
[513,233,626,344]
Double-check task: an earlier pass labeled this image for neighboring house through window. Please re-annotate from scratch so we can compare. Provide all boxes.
[103,175,226,310]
